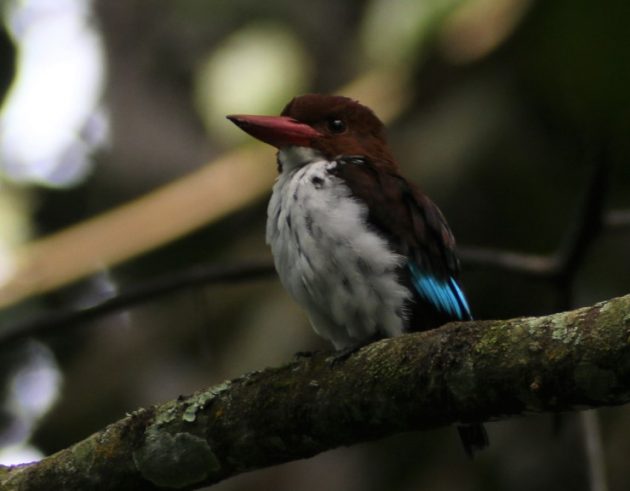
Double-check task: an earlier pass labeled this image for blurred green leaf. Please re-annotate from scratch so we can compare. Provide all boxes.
[194,22,311,143]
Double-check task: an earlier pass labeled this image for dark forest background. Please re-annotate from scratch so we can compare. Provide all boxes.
[1,1,630,490]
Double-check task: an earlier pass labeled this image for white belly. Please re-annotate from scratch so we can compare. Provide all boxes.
[266,157,411,349]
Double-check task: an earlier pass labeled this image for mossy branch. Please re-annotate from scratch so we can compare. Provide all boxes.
[2,294,630,491]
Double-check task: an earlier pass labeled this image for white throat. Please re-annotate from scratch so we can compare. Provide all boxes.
[277,146,324,173]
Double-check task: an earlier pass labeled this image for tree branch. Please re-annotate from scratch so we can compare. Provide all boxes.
[2,294,630,490]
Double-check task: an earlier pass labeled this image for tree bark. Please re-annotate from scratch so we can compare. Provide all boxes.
[2,294,630,491]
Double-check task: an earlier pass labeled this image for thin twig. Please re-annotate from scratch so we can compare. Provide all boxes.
[458,247,554,278]
[580,411,609,491]
[552,159,609,286]
[0,261,275,347]
[606,209,630,231]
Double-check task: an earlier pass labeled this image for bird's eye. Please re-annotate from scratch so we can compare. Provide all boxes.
[327,118,346,134]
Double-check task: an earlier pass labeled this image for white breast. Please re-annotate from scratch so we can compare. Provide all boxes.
[266,147,411,349]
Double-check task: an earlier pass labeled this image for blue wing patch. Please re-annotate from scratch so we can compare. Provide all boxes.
[408,263,472,320]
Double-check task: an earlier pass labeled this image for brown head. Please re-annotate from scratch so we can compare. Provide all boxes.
[227,94,396,168]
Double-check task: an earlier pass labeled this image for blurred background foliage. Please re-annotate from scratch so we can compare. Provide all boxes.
[0,0,629,489]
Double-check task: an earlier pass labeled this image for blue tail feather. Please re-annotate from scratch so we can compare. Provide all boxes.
[409,263,472,320]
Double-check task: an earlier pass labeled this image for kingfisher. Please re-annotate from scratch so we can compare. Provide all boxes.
[227,94,487,455]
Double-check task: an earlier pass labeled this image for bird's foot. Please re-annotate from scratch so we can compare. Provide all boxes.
[326,345,362,366]
[293,350,316,360]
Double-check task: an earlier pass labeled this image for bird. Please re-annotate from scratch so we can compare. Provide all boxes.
[227,94,487,455]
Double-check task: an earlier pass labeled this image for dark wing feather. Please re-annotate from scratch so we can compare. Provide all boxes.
[330,156,471,331]
[331,156,487,455]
